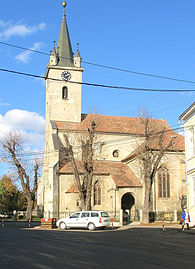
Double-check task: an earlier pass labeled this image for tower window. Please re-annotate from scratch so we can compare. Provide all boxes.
[62,86,68,99]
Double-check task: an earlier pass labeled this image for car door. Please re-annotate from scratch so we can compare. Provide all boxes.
[79,212,90,227]
[67,212,81,227]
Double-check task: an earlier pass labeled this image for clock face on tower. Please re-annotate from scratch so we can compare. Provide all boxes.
[61,71,71,81]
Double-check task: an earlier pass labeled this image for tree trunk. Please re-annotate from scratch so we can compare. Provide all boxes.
[142,177,151,223]
[80,199,86,211]
[26,197,34,220]
[85,172,93,210]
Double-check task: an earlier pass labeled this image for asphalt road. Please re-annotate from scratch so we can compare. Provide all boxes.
[0,227,194,269]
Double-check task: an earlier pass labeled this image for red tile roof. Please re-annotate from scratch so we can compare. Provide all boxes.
[56,114,184,154]
[122,131,184,162]
[66,181,79,193]
[55,114,171,135]
[59,160,110,175]
[60,160,142,193]
[108,162,142,188]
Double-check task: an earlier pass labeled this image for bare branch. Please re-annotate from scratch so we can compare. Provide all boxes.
[63,134,83,200]
[0,131,40,219]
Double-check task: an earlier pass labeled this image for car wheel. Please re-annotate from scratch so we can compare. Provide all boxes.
[59,221,66,230]
[88,222,95,231]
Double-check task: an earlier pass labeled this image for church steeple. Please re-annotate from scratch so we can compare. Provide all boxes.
[56,1,74,67]
[45,1,84,124]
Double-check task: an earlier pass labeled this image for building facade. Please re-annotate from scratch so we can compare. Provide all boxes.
[38,2,186,221]
[179,102,195,226]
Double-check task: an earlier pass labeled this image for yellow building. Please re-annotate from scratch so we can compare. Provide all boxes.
[179,102,195,226]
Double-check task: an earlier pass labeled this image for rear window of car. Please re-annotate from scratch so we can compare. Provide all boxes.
[101,212,109,217]
[91,212,99,217]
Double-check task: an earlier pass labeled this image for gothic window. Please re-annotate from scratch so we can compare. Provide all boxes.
[62,86,68,99]
[94,181,101,205]
[158,168,170,198]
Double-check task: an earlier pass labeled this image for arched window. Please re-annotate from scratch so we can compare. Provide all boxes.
[62,86,68,99]
[113,150,119,158]
[94,181,101,205]
[158,168,170,198]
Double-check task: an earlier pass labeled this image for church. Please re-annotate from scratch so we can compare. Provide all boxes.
[38,2,186,222]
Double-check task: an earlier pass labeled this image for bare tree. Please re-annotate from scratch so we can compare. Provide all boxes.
[137,114,176,223]
[63,120,96,210]
[0,132,40,220]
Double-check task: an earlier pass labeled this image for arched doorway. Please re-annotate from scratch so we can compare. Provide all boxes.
[121,193,135,223]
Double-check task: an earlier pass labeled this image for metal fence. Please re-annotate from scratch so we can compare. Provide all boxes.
[151,211,179,222]
[0,211,41,221]
[42,210,121,222]
[40,210,179,224]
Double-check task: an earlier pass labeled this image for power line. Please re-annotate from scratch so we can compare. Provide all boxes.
[0,67,195,93]
[83,61,195,85]
[1,122,191,160]
[1,40,195,85]
[0,41,49,56]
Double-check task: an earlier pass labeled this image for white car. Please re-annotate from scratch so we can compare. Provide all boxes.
[56,211,110,231]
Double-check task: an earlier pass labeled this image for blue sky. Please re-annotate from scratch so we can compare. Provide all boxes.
[0,0,194,176]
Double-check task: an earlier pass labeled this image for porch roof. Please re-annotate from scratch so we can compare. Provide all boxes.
[59,160,142,193]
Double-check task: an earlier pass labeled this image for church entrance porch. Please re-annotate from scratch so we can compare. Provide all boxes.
[121,192,135,224]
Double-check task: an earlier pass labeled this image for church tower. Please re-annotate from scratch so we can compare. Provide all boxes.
[38,2,83,218]
[45,1,84,124]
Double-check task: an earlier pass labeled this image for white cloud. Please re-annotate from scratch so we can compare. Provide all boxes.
[0,109,45,152]
[0,21,46,40]
[15,42,44,63]
[0,109,45,133]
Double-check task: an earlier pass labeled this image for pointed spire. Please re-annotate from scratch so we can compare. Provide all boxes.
[56,1,74,67]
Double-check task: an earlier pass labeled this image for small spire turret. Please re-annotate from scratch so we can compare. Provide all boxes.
[74,42,82,67]
[51,41,56,55]
[49,40,58,65]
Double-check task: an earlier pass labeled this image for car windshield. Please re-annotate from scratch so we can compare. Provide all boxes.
[101,212,109,217]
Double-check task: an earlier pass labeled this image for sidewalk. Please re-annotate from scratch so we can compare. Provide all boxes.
[1,220,195,233]
[0,221,41,229]
[118,221,195,234]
